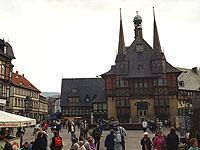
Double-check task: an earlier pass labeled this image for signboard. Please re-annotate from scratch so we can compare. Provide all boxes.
[0,138,20,150]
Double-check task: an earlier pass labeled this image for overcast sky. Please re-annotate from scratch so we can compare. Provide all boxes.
[0,0,199,92]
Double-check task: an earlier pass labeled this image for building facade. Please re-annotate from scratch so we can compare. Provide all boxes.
[7,71,41,119]
[39,95,49,120]
[61,78,107,120]
[177,67,200,117]
[0,39,15,111]
[101,10,181,123]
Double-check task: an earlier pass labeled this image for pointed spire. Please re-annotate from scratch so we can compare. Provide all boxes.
[116,8,127,62]
[153,7,162,53]
[118,8,126,56]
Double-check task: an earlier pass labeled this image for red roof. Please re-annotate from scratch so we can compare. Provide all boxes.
[12,72,41,92]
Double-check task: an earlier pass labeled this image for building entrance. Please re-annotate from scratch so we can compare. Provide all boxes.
[137,102,148,122]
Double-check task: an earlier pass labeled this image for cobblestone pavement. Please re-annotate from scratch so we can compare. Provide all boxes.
[20,127,173,150]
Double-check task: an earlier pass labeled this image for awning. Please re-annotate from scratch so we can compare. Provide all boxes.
[0,110,36,128]
[64,117,82,120]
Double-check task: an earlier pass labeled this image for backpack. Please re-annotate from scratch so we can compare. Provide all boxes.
[55,136,62,147]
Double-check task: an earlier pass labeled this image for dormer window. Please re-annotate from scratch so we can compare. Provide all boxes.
[72,88,77,93]
[4,46,7,54]
[29,85,32,87]
[20,82,23,85]
[179,81,184,87]
[16,76,19,78]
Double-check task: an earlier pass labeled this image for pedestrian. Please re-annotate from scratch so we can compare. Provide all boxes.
[68,122,76,141]
[42,128,48,150]
[113,127,122,150]
[16,127,25,148]
[79,141,86,150]
[164,120,168,128]
[153,130,166,150]
[20,142,29,150]
[3,135,13,150]
[83,138,90,150]
[83,121,88,139]
[188,138,200,150]
[92,124,101,150]
[118,124,126,150]
[49,127,56,147]
[167,119,171,128]
[88,138,95,150]
[166,128,179,150]
[99,123,104,135]
[80,122,84,137]
[32,132,46,150]
[142,120,148,132]
[50,130,63,150]
[141,132,152,150]
[70,138,79,150]
[105,129,115,150]
[29,141,33,150]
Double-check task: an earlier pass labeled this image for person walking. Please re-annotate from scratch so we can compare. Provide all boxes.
[32,132,46,150]
[83,121,88,139]
[93,125,101,150]
[166,128,179,150]
[20,142,29,150]
[3,136,13,150]
[68,122,76,141]
[188,138,200,150]
[105,130,115,150]
[142,120,148,132]
[79,141,86,150]
[153,130,166,150]
[118,124,126,150]
[113,127,122,150]
[16,127,25,148]
[141,132,152,150]
[50,131,63,150]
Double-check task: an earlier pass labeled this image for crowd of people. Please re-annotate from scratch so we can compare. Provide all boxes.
[2,118,200,150]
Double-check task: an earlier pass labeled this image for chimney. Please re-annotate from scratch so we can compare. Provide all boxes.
[192,67,198,74]
[22,74,24,77]
[16,71,18,74]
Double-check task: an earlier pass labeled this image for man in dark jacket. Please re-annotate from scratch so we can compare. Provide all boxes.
[105,130,115,150]
[32,132,46,150]
[166,128,179,150]
[93,124,101,150]
[3,136,13,150]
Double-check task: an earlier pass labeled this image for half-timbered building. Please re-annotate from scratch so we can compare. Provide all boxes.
[101,9,181,123]
[0,39,15,111]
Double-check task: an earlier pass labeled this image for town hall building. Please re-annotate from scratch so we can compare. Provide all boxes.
[60,9,191,124]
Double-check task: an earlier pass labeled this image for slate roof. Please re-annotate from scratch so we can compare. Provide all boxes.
[12,72,41,92]
[60,78,106,107]
[126,38,155,78]
[0,39,15,59]
[177,67,200,91]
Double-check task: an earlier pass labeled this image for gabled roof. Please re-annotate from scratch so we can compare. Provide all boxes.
[60,78,106,107]
[12,72,41,92]
[126,38,155,78]
[177,67,200,91]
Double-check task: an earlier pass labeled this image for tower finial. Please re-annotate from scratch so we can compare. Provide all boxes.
[136,11,138,15]
[120,8,122,20]
[153,7,155,18]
